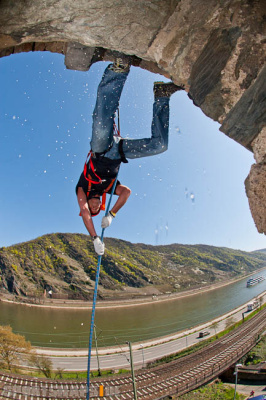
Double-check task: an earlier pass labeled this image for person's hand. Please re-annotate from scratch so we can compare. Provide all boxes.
[93,237,105,255]
[101,212,114,229]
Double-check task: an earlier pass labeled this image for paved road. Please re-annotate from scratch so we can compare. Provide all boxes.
[3,305,265,400]
[35,293,265,371]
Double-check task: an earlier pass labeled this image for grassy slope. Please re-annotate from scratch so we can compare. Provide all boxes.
[0,233,265,300]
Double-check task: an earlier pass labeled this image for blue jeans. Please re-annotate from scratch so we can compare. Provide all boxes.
[91,64,170,160]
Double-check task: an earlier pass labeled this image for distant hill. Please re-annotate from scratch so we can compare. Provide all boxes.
[0,233,265,301]
[253,248,266,254]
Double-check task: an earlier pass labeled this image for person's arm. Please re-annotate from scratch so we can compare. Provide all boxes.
[77,187,104,255]
[101,184,131,228]
[77,187,97,237]
[111,184,131,214]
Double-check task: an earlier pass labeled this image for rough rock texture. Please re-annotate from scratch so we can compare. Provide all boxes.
[245,164,266,235]
[252,127,266,165]
[0,0,265,234]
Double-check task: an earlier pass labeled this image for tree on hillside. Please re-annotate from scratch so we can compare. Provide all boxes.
[225,317,235,330]
[258,295,264,309]
[0,325,32,371]
[210,321,219,336]
[29,354,53,378]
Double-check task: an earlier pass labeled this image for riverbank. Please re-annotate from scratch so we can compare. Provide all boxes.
[1,268,265,310]
[35,292,266,357]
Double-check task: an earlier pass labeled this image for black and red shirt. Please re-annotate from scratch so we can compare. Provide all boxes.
[76,153,121,200]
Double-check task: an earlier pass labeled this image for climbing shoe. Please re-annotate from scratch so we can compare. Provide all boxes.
[153,81,184,98]
[110,52,132,73]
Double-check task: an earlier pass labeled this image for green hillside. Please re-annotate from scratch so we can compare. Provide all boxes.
[0,233,265,301]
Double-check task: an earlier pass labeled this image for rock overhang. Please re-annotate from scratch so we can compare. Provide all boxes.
[0,0,265,234]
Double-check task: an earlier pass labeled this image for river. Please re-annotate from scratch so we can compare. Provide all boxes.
[0,269,265,348]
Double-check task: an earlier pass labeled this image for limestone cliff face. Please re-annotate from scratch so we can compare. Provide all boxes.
[0,0,265,234]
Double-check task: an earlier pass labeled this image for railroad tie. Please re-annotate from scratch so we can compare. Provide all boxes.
[174,376,186,384]
[78,386,87,396]
[55,388,63,397]
[137,372,156,380]
[1,390,10,400]
[168,377,180,386]
[160,381,170,388]
[182,373,193,379]
[3,390,11,400]
[165,378,178,385]
[146,386,154,394]
[139,388,150,395]
[153,383,165,390]
[30,387,40,396]
[23,386,31,395]
[11,392,18,400]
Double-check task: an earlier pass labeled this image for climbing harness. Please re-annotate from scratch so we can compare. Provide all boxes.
[82,112,126,218]
[82,151,116,216]
[86,111,122,400]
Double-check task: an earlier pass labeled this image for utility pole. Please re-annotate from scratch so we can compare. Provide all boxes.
[233,363,242,400]
[140,344,145,369]
[127,342,138,400]
[94,325,101,376]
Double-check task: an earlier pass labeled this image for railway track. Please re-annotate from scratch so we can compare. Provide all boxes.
[0,308,265,400]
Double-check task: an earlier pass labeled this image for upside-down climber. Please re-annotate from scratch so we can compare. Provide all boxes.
[76,54,183,256]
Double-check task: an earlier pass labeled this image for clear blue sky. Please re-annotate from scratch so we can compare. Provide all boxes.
[0,51,265,252]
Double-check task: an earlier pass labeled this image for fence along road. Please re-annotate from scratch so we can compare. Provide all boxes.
[0,307,265,399]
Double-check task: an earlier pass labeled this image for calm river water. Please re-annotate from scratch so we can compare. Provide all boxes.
[0,269,265,348]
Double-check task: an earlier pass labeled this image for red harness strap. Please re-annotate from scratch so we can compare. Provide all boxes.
[80,152,117,217]
[83,151,103,185]
[80,119,121,217]
[83,151,116,194]
[100,192,106,211]
[113,121,120,137]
